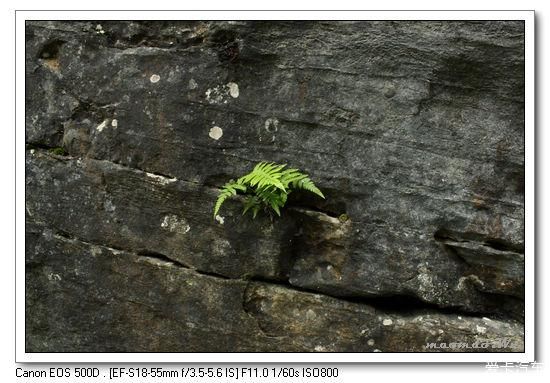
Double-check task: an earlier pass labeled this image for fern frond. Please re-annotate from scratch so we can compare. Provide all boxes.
[213,180,246,218]
[242,195,261,217]
[237,162,286,191]
[293,176,325,199]
[255,186,285,216]
[242,194,261,219]
[280,168,308,188]
[212,162,325,219]
[251,204,260,219]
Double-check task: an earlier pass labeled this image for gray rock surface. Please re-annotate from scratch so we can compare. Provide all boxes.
[26,222,523,352]
[26,20,525,352]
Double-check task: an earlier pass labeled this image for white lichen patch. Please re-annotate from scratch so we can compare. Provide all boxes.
[205,83,239,103]
[90,246,102,257]
[264,117,279,133]
[476,325,487,334]
[111,119,118,128]
[96,120,108,132]
[305,309,317,321]
[209,126,223,140]
[226,82,239,98]
[165,68,183,83]
[146,172,177,185]
[139,256,173,268]
[382,318,393,326]
[150,74,161,83]
[416,264,439,300]
[456,274,485,291]
[47,273,62,281]
[188,78,198,90]
[205,86,225,104]
[314,345,326,352]
[161,215,190,234]
[215,215,225,225]
[104,199,116,212]
[367,339,375,346]
[211,238,233,258]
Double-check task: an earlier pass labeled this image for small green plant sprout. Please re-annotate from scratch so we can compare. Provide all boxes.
[48,147,67,156]
[213,162,325,219]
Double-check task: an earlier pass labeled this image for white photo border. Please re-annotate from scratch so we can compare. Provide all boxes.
[16,10,535,363]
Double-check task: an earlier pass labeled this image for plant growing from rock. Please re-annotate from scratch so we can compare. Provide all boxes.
[213,162,325,219]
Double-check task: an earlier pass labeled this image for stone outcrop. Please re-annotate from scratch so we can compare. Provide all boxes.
[25,20,525,352]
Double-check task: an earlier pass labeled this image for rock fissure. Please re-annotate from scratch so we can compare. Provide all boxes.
[43,224,517,322]
[136,250,232,280]
[434,229,524,254]
[27,147,343,221]
[245,276,515,321]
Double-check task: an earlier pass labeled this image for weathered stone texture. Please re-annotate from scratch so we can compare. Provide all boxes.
[26,20,525,352]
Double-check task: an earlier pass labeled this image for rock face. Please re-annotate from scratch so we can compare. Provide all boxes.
[25,21,525,352]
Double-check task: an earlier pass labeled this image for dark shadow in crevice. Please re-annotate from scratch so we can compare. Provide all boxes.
[434,228,524,253]
[37,39,65,60]
[136,249,231,280]
[244,275,519,321]
[286,189,347,219]
[26,143,68,157]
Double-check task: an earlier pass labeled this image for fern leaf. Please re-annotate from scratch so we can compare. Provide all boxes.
[280,191,288,204]
[213,162,324,220]
[255,187,285,216]
[280,168,307,188]
[238,162,286,191]
[251,204,260,219]
[269,200,281,216]
[242,195,260,216]
[213,180,246,218]
[294,177,325,199]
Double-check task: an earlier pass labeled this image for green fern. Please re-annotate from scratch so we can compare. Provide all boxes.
[242,195,261,218]
[213,162,325,219]
[213,180,247,218]
[237,162,286,191]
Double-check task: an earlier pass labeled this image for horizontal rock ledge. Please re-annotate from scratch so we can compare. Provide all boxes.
[26,150,523,318]
[26,222,524,352]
